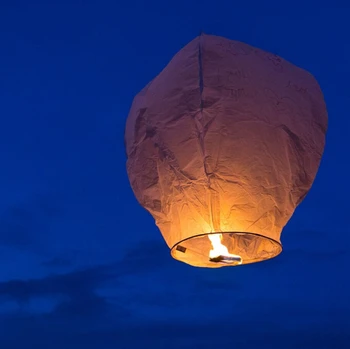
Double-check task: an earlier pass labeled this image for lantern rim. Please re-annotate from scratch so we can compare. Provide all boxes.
[170,232,282,268]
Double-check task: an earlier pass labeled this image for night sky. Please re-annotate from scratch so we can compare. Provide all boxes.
[1,1,349,348]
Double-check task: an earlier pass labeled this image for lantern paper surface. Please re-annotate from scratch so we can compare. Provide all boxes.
[125,34,327,268]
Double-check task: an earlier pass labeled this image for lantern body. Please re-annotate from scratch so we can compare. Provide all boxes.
[125,34,327,267]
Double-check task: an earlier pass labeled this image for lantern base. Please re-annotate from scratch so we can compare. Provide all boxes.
[170,232,282,268]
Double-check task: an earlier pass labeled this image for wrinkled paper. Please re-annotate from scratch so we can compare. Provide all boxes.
[125,34,327,267]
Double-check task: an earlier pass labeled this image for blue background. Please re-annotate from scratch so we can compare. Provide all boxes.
[0,1,349,348]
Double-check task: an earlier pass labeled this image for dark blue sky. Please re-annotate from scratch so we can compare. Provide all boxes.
[0,1,349,348]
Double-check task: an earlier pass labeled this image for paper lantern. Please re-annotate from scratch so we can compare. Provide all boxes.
[124,34,327,268]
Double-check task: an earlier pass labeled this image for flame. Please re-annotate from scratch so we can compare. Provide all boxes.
[208,233,242,264]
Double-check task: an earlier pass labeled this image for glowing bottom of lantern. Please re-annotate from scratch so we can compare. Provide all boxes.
[170,232,282,268]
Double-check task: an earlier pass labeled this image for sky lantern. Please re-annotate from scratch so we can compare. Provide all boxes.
[124,34,328,268]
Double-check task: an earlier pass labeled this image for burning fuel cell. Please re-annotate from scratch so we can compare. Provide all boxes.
[208,233,242,265]
[125,34,328,268]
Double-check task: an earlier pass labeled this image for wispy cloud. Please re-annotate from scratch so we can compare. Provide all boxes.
[0,194,62,250]
[0,234,348,348]
[41,255,74,268]
[0,264,113,303]
[0,315,349,349]
[0,239,171,318]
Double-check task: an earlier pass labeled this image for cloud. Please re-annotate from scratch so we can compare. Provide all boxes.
[0,316,349,349]
[0,263,120,323]
[0,239,170,318]
[0,264,114,302]
[118,239,173,274]
[41,256,74,268]
[0,205,37,247]
[0,236,348,349]
[0,194,62,250]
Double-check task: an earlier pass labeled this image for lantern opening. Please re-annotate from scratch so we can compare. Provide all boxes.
[170,232,282,268]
